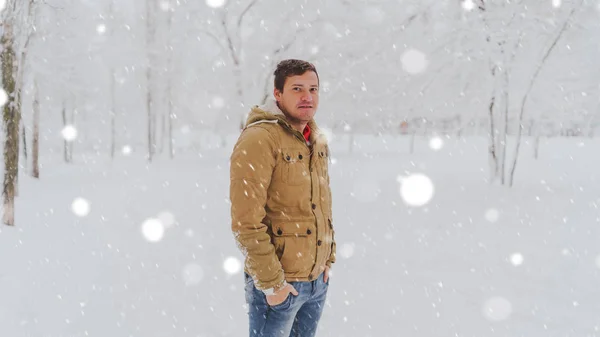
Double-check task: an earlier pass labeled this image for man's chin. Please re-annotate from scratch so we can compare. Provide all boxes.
[295,108,315,120]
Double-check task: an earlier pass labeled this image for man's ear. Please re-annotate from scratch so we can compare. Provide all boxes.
[273,88,282,101]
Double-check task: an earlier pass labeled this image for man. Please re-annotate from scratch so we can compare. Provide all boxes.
[229,59,336,337]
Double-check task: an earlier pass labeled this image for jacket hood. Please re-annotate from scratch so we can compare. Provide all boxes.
[245,99,287,127]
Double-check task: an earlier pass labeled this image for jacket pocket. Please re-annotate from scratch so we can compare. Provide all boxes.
[273,222,315,274]
[317,148,329,181]
[280,149,309,186]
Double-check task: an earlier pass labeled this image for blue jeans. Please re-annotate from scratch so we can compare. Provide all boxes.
[244,272,329,337]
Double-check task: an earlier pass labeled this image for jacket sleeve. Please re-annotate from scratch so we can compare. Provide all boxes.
[229,126,285,291]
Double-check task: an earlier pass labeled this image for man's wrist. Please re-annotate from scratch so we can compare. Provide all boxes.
[261,280,287,296]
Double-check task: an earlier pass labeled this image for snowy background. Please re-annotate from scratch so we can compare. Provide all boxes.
[1,0,600,336]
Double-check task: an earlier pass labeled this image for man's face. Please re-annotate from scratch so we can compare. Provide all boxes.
[274,71,319,124]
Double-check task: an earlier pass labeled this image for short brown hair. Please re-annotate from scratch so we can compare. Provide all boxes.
[273,59,319,92]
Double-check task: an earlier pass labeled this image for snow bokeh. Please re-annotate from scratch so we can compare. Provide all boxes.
[485,208,500,223]
[122,145,132,156]
[552,0,562,8]
[510,253,524,266]
[205,0,226,9]
[339,242,355,259]
[157,211,176,229]
[482,297,513,321]
[182,263,204,286]
[159,1,171,11]
[71,198,90,217]
[223,256,242,275]
[61,125,78,142]
[461,0,475,11]
[364,7,385,24]
[401,48,428,75]
[96,24,106,34]
[212,96,225,109]
[429,136,444,151]
[398,173,435,207]
[141,218,165,242]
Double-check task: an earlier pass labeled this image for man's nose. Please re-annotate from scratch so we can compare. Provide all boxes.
[301,93,313,102]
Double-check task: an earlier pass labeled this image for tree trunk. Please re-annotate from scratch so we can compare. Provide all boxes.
[508,3,578,186]
[2,26,19,226]
[168,98,174,158]
[21,122,27,163]
[32,77,40,178]
[534,136,540,160]
[146,0,155,162]
[110,68,116,159]
[499,67,509,185]
[62,101,69,163]
[487,87,498,182]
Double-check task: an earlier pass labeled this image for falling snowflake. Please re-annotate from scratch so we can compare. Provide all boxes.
[398,173,434,207]
[62,125,78,142]
[339,242,355,259]
[158,211,176,229]
[401,48,428,75]
[485,208,500,223]
[96,24,106,34]
[212,96,225,109]
[71,198,91,217]
[205,0,226,8]
[461,0,475,11]
[510,253,524,266]
[122,145,132,156]
[364,7,385,24]
[429,136,444,150]
[141,218,165,242]
[182,263,204,286]
[223,256,242,275]
[159,1,171,11]
[552,0,561,8]
[482,297,512,321]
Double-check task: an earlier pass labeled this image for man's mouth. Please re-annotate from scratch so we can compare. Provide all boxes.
[298,105,313,109]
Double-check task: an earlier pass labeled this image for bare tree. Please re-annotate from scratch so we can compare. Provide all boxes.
[1,0,20,226]
[508,1,581,186]
[146,0,156,162]
[109,1,116,159]
[220,0,258,129]
[32,76,39,178]
[166,0,175,159]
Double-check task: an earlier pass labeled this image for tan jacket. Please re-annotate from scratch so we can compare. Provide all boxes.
[229,100,336,291]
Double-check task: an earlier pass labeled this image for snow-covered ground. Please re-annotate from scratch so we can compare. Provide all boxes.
[1,135,599,337]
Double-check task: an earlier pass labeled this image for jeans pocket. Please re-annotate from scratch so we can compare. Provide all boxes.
[269,292,294,311]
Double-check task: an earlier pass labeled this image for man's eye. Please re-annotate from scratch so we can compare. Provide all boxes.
[310,88,318,92]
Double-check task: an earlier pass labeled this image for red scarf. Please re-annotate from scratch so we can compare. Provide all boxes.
[303,124,311,142]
